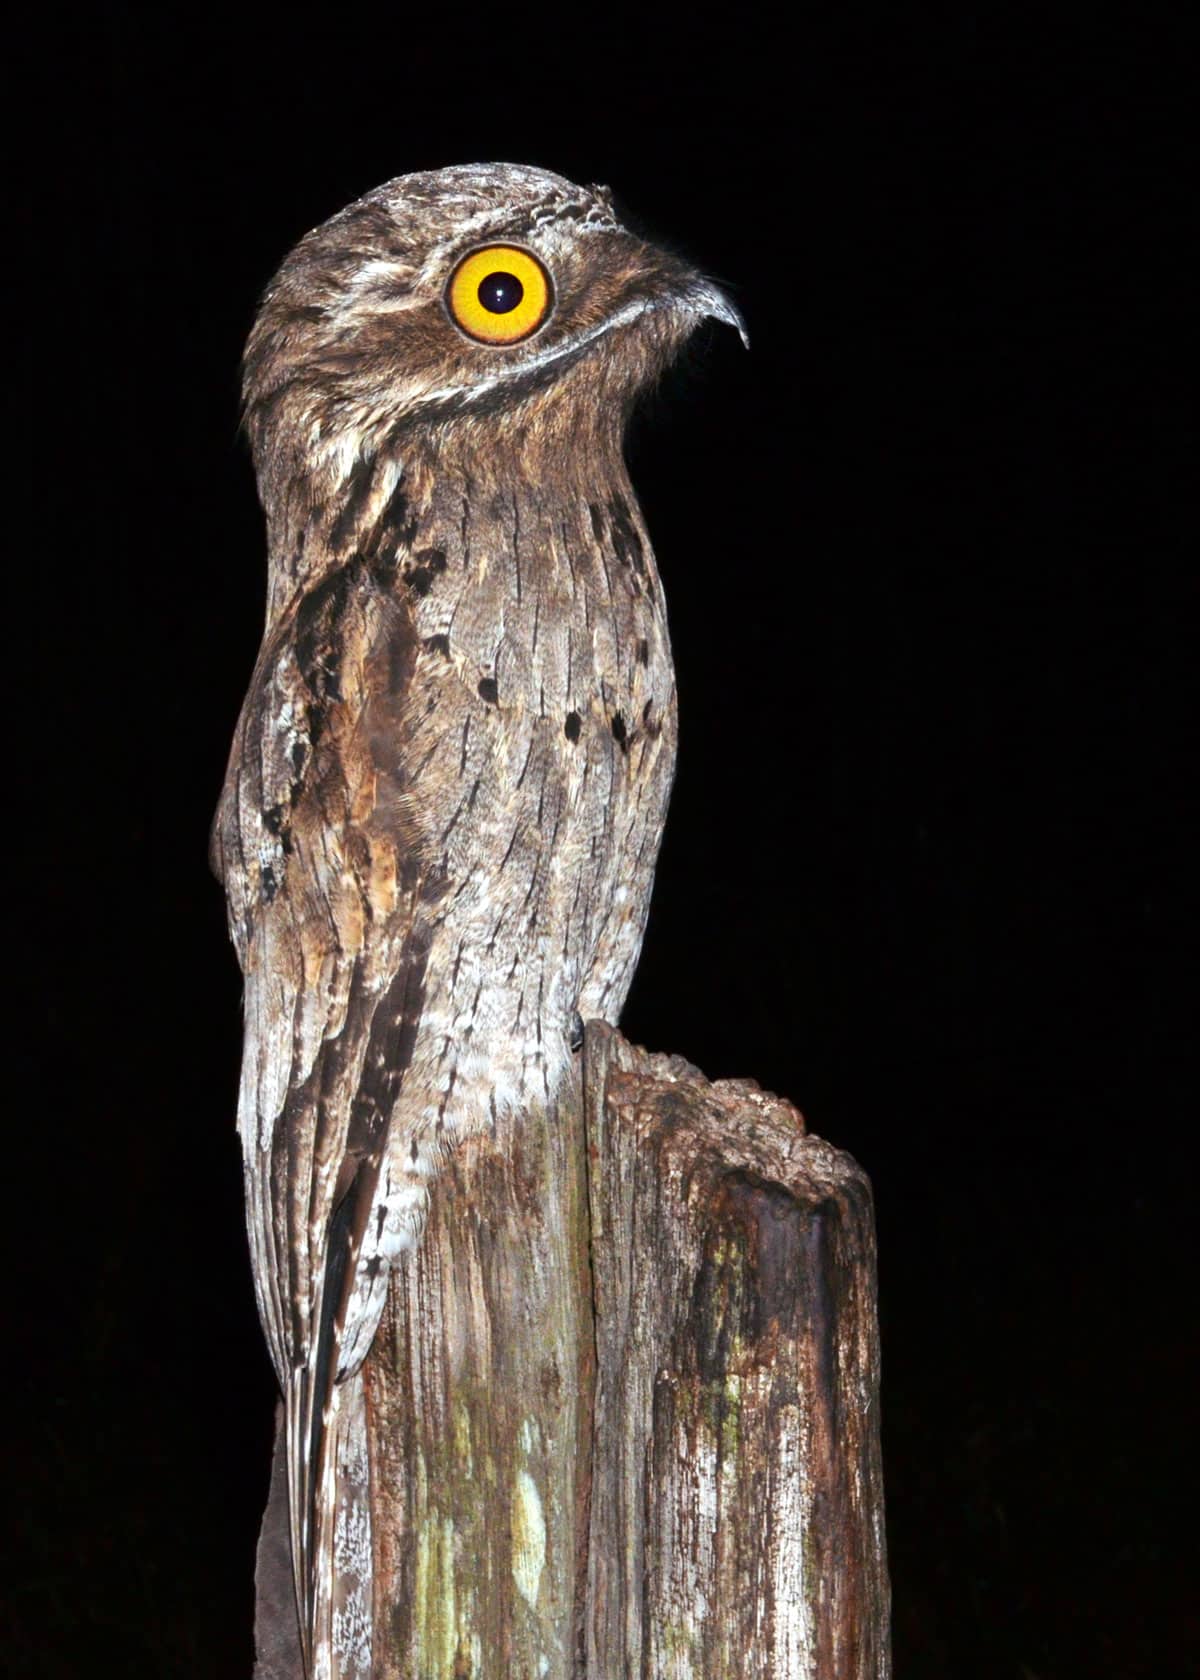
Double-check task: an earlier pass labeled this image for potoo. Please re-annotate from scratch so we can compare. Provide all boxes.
[212,163,745,1674]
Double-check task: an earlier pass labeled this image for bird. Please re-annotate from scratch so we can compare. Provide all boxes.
[211,162,745,1677]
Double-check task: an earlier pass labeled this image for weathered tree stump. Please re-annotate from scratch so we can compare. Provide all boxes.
[254,1024,890,1678]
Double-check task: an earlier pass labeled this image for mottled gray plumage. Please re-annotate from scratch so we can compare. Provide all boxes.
[213,162,743,1677]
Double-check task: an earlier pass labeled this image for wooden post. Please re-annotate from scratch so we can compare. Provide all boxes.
[254,1024,890,1678]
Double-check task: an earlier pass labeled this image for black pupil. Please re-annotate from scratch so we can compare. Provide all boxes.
[478,271,524,314]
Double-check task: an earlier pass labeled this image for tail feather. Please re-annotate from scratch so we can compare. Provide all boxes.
[284,1368,315,1675]
[285,1176,379,1679]
[285,1364,373,1679]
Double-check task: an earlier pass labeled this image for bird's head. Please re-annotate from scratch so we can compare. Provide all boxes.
[243,163,745,502]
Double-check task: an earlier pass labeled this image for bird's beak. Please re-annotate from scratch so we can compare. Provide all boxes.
[611,235,749,351]
[683,277,750,349]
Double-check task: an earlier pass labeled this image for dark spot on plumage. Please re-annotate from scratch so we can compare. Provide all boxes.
[402,547,446,594]
[588,502,606,542]
[570,1012,585,1052]
[374,481,419,553]
[424,633,450,658]
[478,676,499,705]
[290,739,307,776]
[261,863,278,903]
[564,710,582,743]
[611,712,629,752]
[608,496,645,575]
[636,638,650,666]
[263,803,294,855]
[642,700,654,725]
[403,562,434,596]
[364,547,400,588]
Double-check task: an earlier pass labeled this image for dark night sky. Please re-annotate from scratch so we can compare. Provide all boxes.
[13,10,1193,1678]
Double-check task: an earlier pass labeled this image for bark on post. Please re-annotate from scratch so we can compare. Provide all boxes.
[254,1025,890,1677]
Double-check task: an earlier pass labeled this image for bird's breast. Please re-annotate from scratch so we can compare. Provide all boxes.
[373,474,678,1126]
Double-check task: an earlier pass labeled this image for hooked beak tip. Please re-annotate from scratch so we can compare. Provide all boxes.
[692,280,749,349]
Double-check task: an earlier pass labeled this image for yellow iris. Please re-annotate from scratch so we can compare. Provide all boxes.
[445,245,553,345]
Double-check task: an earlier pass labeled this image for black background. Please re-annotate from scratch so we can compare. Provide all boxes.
[14,9,1193,1678]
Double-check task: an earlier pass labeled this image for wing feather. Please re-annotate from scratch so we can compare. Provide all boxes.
[215,553,435,1670]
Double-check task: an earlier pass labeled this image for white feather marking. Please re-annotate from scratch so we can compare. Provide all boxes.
[418,296,655,412]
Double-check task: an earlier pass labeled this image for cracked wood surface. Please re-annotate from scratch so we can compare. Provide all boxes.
[255,1024,889,1677]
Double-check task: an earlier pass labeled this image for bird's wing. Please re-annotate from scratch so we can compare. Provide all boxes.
[213,554,439,1667]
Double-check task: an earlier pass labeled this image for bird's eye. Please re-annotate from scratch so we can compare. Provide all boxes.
[445,245,553,345]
